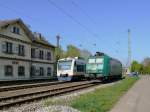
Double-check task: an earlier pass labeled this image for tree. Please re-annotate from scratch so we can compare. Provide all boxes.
[80,49,92,60]
[131,58,150,75]
[65,45,81,57]
[142,57,150,66]
[141,57,150,74]
[55,46,65,60]
[131,60,142,73]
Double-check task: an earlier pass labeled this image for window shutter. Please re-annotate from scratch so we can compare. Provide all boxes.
[11,26,14,33]
[35,50,39,58]
[2,42,6,52]
[23,47,25,56]
[45,51,47,60]
[50,52,52,60]
[13,44,17,54]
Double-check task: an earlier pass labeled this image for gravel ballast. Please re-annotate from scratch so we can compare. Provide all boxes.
[1,81,119,112]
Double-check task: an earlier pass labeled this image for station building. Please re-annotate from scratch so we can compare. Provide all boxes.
[0,18,55,80]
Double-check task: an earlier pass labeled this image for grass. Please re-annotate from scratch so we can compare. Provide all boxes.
[71,77,139,112]
[43,77,139,112]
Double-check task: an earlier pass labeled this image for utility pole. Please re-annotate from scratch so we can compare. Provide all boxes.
[56,35,61,60]
[127,29,131,73]
[56,35,60,48]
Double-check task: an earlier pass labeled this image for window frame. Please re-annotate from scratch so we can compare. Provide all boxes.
[39,50,44,59]
[47,52,51,60]
[47,67,52,76]
[18,66,25,76]
[39,67,44,76]
[31,66,36,76]
[6,42,13,54]
[12,26,20,34]
[31,48,36,58]
[5,65,13,76]
[18,44,25,56]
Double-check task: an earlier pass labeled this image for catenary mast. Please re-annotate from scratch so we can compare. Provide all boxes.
[127,29,131,73]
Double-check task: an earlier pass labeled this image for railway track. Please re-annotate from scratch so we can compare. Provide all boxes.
[0,81,100,109]
[0,81,67,92]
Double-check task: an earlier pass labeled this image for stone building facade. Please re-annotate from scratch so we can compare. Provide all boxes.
[0,19,55,80]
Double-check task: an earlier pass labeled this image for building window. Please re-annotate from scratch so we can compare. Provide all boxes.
[31,66,36,76]
[5,65,13,76]
[18,45,25,56]
[39,67,44,76]
[3,42,13,54]
[39,50,44,59]
[47,52,51,60]
[31,48,36,58]
[47,67,51,76]
[18,66,25,76]
[13,26,20,34]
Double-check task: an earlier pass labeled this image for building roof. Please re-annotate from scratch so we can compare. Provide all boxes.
[32,33,55,48]
[0,18,55,48]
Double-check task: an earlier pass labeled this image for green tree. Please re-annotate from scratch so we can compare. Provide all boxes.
[65,45,81,57]
[55,46,65,60]
[131,58,150,75]
[141,57,150,74]
[131,60,142,73]
[80,49,92,60]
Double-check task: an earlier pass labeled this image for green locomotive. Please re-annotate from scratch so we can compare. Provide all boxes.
[86,52,122,80]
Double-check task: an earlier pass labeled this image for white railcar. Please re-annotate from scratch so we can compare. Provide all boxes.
[57,57,86,81]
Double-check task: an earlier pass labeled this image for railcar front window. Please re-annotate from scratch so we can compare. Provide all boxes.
[58,61,72,70]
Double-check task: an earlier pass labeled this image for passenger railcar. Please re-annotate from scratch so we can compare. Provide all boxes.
[57,57,86,81]
[86,52,122,80]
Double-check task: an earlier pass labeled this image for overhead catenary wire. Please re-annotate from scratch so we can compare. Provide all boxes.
[47,0,121,53]
[0,0,120,54]
[0,3,35,22]
[70,0,97,25]
[47,0,100,39]
[47,0,111,54]
[71,0,123,53]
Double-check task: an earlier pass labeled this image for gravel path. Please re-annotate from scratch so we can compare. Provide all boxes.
[110,75,150,112]
[1,81,118,112]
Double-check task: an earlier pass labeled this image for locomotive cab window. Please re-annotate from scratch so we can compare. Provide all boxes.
[58,60,72,70]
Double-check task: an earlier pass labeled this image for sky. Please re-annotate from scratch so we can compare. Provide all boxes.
[0,0,150,65]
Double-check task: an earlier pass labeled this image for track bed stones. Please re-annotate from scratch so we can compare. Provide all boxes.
[0,81,98,109]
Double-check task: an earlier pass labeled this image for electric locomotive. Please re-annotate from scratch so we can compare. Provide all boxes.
[86,52,122,80]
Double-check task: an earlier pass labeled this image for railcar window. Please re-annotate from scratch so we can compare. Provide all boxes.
[58,61,72,70]
[96,58,103,63]
[76,65,85,72]
[88,59,95,63]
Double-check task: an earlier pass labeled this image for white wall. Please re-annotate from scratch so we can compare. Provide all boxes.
[0,37,31,60]
[0,21,55,80]
[31,62,54,77]
[0,23,31,42]
[0,59,30,80]
[31,46,55,63]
